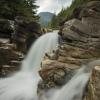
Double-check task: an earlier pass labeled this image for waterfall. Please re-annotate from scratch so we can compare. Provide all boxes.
[0,31,59,100]
[0,28,99,100]
[21,30,58,73]
[46,60,100,100]
[48,66,91,100]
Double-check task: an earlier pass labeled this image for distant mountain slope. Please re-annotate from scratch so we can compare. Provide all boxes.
[38,12,55,27]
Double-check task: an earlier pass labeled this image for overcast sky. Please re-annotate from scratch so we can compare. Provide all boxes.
[35,0,73,14]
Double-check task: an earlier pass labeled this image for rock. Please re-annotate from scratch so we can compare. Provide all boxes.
[78,1,100,36]
[58,1,100,100]
[0,16,42,76]
[38,79,56,90]
[0,46,22,65]
[47,29,53,32]
[0,64,20,77]
[64,19,91,36]
[85,66,100,100]
[39,59,78,87]
[13,16,42,52]
[0,38,10,44]
[60,1,100,25]
[41,28,47,34]
[10,60,21,67]
[0,40,23,77]
[59,19,100,65]
[40,2,100,98]
[41,28,53,34]
[45,50,59,60]
[79,1,100,19]
[82,16,100,37]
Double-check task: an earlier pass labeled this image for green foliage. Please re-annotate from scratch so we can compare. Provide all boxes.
[50,0,99,28]
[50,15,59,29]
[0,0,39,20]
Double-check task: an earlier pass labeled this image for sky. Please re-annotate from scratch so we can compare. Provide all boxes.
[35,0,73,14]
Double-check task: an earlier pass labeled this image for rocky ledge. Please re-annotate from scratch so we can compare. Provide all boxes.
[0,16,42,77]
[0,39,23,77]
[40,1,100,100]
[84,66,100,100]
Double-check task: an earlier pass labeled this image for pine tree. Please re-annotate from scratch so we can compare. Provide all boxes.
[50,15,59,29]
[0,0,38,20]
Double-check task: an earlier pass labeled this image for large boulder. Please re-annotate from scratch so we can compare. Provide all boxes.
[84,66,100,100]
[39,60,75,88]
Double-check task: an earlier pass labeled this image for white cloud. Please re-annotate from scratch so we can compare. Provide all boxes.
[35,0,73,14]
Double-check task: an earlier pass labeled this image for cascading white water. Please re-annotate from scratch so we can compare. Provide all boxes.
[21,30,58,73]
[48,66,91,100]
[46,60,100,100]
[0,31,59,100]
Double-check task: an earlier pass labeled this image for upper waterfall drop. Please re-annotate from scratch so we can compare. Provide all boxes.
[21,30,59,72]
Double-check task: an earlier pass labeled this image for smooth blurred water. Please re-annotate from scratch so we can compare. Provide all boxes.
[0,29,99,100]
[0,31,59,100]
[21,30,59,73]
[49,66,90,100]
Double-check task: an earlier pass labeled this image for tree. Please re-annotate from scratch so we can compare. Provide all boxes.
[0,0,38,20]
[50,15,59,29]
[50,0,98,28]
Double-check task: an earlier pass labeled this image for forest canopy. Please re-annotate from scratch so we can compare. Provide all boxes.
[0,0,38,20]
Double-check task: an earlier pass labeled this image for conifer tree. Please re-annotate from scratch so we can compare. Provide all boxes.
[0,0,38,20]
